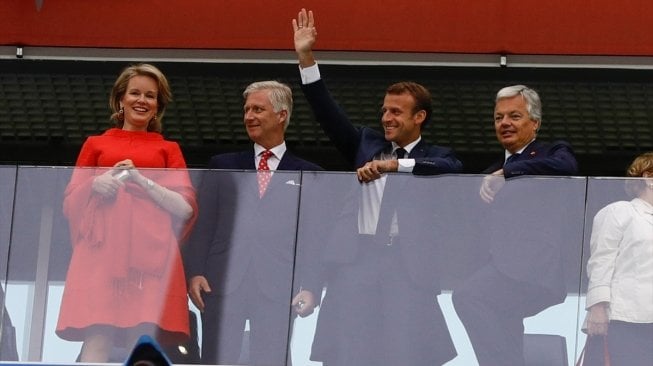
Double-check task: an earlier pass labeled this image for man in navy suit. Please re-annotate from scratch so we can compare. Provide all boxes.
[452,85,579,365]
[184,80,322,365]
[293,9,462,365]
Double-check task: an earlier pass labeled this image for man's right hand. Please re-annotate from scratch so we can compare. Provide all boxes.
[188,275,212,312]
[357,160,399,183]
[292,8,317,68]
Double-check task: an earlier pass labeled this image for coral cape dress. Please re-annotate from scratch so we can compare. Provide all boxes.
[56,128,197,345]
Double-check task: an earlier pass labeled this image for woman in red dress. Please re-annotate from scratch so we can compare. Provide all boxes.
[56,63,197,362]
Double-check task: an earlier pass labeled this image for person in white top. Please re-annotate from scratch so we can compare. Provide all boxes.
[586,151,653,366]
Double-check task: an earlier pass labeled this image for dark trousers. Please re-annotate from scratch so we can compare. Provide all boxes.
[311,241,456,366]
[606,321,653,366]
[201,273,292,366]
[452,263,550,366]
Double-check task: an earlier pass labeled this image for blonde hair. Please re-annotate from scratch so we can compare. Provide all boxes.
[109,63,172,132]
[625,151,653,197]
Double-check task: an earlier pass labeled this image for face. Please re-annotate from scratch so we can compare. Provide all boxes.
[243,90,286,148]
[494,95,540,153]
[120,75,158,131]
[381,93,425,147]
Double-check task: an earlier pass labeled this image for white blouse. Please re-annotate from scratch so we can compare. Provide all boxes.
[586,198,653,323]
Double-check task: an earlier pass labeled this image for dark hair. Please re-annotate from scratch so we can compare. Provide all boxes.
[108,63,172,132]
[386,82,433,128]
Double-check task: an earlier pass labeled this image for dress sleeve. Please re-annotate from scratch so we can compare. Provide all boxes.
[163,141,198,243]
[62,138,104,246]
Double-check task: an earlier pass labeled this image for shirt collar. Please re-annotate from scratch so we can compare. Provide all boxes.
[254,141,286,160]
[392,136,421,155]
[504,139,535,161]
[633,197,653,215]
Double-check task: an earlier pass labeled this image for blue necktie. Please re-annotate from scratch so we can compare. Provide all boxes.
[506,153,520,164]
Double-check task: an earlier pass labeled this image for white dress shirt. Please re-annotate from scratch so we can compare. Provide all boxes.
[358,140,420,235]
[254,142,286,171]
[586,197,653,323]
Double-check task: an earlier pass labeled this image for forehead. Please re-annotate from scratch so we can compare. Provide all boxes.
[383,92,416,109]
[126,75,158,90]
[244,89,271,105]
[494,95,527,113]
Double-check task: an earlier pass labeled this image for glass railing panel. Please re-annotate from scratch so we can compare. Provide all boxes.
[0,165,18,362]
[577,177,651,366]
[3,168,626,365]
[5,166,208,363]
[183,168,305,366]
[5,166,73,362]
[292,173,588,366]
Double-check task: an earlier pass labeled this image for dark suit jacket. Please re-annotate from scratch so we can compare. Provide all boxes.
[301,79,463,290]
[184,149,323,303]
[301,79,463,174]
[484,139,580,313]
[483,139,578,178]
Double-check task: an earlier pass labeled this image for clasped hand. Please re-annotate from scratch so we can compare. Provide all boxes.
[92,159,146,198]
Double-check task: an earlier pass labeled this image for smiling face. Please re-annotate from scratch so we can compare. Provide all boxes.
[243,89,286,149]
[381,92,425,147]
[120,75,159,131]
[494,95,540,153]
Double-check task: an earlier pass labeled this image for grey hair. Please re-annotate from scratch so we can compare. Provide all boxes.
[496,85,542,123]
[243,81,293,130]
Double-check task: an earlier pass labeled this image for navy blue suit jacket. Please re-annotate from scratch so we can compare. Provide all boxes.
[184,149,323,303]
[484,139,580,312]
[483,139,578,177]
[300,79,463,289]
[301,79,462,174]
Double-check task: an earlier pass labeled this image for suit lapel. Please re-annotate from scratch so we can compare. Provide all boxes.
[408,140,428,159]
[277,151,295,171]
[484,140,543,173]
[239,150,256,170]
[517,141,542,162]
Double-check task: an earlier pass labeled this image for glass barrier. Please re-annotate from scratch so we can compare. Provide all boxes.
[2,167,650,365]
[294,173,588,366]
[1,165,18,362]
[577,177,652,366]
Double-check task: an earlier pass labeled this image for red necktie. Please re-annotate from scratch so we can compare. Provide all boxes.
[257,150,273,198]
